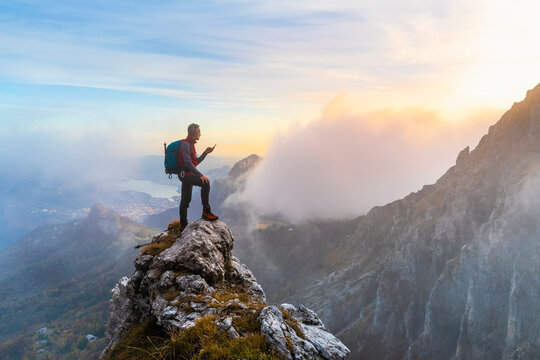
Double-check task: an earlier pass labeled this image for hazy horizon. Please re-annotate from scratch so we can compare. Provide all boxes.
[3,0,540,233]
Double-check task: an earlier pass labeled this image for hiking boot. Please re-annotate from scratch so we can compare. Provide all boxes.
[202,207,219,221]
[180,221,188,232]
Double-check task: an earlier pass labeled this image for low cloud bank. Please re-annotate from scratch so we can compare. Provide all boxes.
[0,130,137,185]
[233,101,501,221]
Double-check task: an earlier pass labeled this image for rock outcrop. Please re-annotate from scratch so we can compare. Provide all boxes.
[297,84,540,359]
[101,220,349,359]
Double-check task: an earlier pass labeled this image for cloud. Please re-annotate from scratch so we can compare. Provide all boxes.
[0,0,493,108]
[2,0,538,146]
[233,98,501,221]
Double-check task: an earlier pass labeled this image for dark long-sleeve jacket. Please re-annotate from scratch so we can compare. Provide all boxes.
[180,141,207,177]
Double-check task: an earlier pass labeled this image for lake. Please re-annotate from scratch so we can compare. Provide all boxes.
[117,180,180,200]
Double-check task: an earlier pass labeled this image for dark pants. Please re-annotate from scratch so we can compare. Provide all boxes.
[179,174,210,227]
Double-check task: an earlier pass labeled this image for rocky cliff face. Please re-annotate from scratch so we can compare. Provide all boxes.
[101,219,349,359]
[298,84,540,359]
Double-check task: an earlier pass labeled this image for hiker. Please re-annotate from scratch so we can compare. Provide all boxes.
[178,123,219,230]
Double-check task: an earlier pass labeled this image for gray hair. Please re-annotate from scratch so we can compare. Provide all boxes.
[187,123,200,135]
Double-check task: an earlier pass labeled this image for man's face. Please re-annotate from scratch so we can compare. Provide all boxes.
[193,127,201,140]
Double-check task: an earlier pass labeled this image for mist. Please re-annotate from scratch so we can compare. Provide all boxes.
[0,129,140,185]
[233,100,502,221]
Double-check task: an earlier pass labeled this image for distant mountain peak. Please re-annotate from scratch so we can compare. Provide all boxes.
[0,204,154,358]
[523,81,540,102]
[417,82,540,199]
[88,202,115,220]
[85,203,139,241]
[227,154,262,180]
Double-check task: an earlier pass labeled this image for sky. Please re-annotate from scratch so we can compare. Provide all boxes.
[3,0,540,218]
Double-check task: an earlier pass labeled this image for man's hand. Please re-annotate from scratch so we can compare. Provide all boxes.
[204,144,216,154]
[201,175,210,184]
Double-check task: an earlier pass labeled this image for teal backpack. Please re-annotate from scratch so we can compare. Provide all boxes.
[164,140,184,177]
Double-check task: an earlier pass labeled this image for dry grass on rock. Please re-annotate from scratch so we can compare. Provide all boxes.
[141,221,183,256]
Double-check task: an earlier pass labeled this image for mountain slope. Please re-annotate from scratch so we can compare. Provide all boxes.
[296,84,540,359]
[0,204,156,359]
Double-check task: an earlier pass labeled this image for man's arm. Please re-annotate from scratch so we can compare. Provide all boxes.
[181,142,203,177]
[198,145,215,164]
[196,151,208,164]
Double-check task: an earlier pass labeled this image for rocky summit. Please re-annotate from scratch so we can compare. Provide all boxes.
[101,219,349,359]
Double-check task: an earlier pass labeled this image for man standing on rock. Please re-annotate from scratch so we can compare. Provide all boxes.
[178,123,219,230]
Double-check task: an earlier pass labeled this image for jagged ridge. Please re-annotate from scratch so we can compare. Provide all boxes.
[299,84,540,359]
